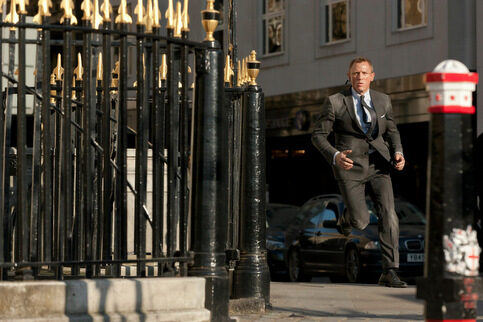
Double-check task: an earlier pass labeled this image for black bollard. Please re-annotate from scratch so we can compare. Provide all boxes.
[416,60,480,321]
[233,52,270,307]
[188,1,230,321]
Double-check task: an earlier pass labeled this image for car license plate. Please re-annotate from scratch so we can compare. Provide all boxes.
[407,253,424,262]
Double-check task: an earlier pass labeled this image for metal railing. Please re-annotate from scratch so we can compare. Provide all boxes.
[0,0,268,319]
[0,0,205,280]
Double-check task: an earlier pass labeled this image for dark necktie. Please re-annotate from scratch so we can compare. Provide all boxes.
[360,95,376,136]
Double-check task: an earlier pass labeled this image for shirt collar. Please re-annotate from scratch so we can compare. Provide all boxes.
[351,87,371,101]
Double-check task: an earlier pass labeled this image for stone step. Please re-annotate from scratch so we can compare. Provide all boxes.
[0,277,210,322]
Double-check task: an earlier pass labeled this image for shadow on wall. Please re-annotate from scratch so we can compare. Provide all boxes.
[64,279,147,321]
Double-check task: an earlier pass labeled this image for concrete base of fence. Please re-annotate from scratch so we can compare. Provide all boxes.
[0,277,210,322]
[229,297,266,315]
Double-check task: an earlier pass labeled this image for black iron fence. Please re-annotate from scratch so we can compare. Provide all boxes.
[0,0,268,319]
[0,0,197,279]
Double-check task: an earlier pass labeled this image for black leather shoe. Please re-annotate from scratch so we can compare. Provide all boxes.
[378,269,407,288]
[336,215,351,237]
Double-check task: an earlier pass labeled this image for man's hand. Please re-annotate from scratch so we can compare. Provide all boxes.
[336,150,353,170]
[393,153,405,171]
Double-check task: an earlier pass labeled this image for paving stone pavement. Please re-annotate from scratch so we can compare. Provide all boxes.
[232,278,483,322]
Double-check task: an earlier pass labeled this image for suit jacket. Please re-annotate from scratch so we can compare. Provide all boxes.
[312,87,403,181]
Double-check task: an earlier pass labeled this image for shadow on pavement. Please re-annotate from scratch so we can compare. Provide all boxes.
[269,306,422,320]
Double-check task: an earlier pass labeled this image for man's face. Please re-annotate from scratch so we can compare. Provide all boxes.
[347,61,375,94]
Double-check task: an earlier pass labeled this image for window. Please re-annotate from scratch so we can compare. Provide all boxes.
[385,0,432,46]
[262,0,284,55]
[315,0,355,58]
[397,0,427,30]
[324,0,350,44]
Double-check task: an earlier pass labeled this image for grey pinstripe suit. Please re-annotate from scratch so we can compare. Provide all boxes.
[312,87,403,270]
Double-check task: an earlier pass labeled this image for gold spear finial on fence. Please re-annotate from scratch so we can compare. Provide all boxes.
[0,0,6,14]
[244,57,249,84]
[236,59,241,87]
[50,73,57,103]
[60,0,78,24]
[134,0,144,25]
[81,0,92,21]
[145,0,153,32]
[165,0,174,30]
[91,0,102,28]
[33,0,52,24]
[100,0,112,22]
[71,76,77,99]
[224,55,234,86]
[53,53,64,81]
[173,1,182,37]
[18,0,29,15]
[5,0,19,27]
[74,52,83,81]
[111,60,119,92]
[97,52,103,81]
[244,56,249,84]
[133,54,146,87]
[159,53,167,86]
[152,0,161,28]
[115,0,132,24]
[240,56,245,84]
[181,0,189,32]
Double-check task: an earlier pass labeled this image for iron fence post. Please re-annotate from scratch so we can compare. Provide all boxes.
[232,67,270,307]
[179,29,190,278]
[15,13,31,280]
[101,19,113,261]
[189,9,231,319]
[40,16,52,267]
[135,22,147,277]
[114,21,130,277]
[166,29,180,263]
[151,25,165,271]
[82,17,95,277]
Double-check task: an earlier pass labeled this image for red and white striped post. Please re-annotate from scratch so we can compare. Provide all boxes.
[417,60,480,321]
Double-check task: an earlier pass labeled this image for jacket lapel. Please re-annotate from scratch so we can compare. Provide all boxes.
[343,87,365,133]
[369,89,383,118]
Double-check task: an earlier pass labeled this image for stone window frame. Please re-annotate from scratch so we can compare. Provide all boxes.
[396,0,428,31]
[324,0,351,45]
[258,0,289,68]
[386,0,433,46]
[315,0,356,59]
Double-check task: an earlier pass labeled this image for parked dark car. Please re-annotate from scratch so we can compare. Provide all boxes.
[266,203,299,278]
[285,194,425,283]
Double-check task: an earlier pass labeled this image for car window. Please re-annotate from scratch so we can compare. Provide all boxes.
[318,208,337,228]
[266,204,299,229]
[365,199,425,225]
[395,201,426,225]
[310,213,321,226]
[294,200,326,226]
[321,208,337,222]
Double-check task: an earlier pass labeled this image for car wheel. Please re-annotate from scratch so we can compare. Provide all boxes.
[345,248,361,283]
[288,250,311,282]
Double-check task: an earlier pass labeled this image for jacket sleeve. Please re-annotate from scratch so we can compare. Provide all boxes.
[311,97,338,165]
[382,96,403,156]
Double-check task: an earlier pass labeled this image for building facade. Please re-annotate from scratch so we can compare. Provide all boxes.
[190,0,482,209]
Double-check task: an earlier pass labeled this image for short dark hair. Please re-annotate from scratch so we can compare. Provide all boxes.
[349,57,373,72]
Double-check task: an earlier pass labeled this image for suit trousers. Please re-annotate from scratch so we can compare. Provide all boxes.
[337,152,399,270]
